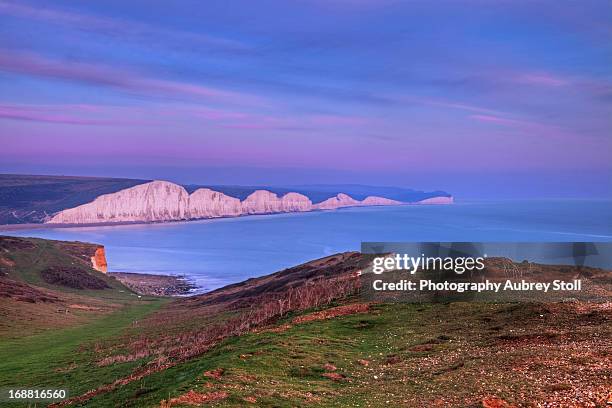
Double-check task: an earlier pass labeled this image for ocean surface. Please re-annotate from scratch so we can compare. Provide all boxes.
[4,200,612,291]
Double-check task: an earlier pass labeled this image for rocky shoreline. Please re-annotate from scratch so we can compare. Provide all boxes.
[109,272,196,297]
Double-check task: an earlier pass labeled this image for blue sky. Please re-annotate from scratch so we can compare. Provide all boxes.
[0,0,610,197]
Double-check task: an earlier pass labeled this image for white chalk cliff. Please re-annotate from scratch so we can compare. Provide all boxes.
[313,193,361,210]
[188,188,242,218]
[48,180,190,224]
[47,180,451,224]
[240,190,313,214]
[416,196,454,205]
[361,196,403,206]
[279,192,313,212]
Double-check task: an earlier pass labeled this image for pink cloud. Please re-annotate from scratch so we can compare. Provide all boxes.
[0,103,156,125]
[0,1,247,51]
[469,114,581,142]
[219,115,302,130]
[0,50,264,106]
[469,114,527,126]
[423,99,504,115]
[515,73,570,87]
[0,101,370,133]
[166,106,369,131]
[189,108,251,121]
[218,113,369,131]
[309,114,368,126]
[0,104,106,125]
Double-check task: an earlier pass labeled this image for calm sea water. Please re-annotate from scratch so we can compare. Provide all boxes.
[5,200,612,291]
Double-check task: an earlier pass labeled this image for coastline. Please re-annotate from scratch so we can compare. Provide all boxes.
[0,220,158,231]
[109,272,197,297]
[0,202,422,231]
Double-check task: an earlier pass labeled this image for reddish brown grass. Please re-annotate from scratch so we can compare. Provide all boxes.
[481,397,516,408]
[322,372,350,382]
[292,303,370,323]
[160,390,228,407]
[53,271,363,406]
[202,368,224,379]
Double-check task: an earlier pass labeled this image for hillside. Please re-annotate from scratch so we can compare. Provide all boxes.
[0,236,156,336]
[0,237,609,407]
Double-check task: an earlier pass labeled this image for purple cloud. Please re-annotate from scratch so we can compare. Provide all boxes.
[470,114,528,126]
[0,50,264,106]
[422,99,504,115]
[0,103,153,125]
[0,0,249,52]
[217,112,368,131]
[0,101,370,133]
[515,73,570,87]
[468,114,583,143]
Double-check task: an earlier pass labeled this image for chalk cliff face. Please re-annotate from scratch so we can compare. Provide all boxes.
[241,191,314,214]
[188,188,242,218]
[361,196,403,206]
[48,180,190,224]
[241,190,282,214]
[313,194,402,210]
[280,192,312,212]
[416,196,454,205]
[313,193,361,210]
[47,180,451,224]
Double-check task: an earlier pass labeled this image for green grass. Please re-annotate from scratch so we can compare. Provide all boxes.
[0,292,608,407]
[71,301,610,407]
[4,238,130,297]
[0,298,168,406]
[1,301,444,407]
[75,302,475,407]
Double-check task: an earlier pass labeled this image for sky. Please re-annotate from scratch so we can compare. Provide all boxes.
[0,0,611,198]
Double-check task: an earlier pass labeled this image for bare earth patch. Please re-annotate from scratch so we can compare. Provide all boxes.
[322,372,350,382]
[69,304,103,311]
[292,303,370,324]
[203,368,224,380]
[160,390,228,407]
[0,256,15,267]
[481,396,516,408]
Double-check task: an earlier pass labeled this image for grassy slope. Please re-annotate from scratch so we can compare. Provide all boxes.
[72,300,610,407]
[0,236,146,337]
[0,299,167,406]
[0,236,170,406]
[1,301,609,407]
[2,237,121,292]
[0,240,609,407]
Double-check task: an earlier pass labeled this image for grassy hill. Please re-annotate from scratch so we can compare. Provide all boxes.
[0,236,164,337]
[0,237,609,407]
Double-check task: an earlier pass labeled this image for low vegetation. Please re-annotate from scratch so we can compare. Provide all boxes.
[41,266,111,289]
[0,236,141,337]
[0,237,610,407]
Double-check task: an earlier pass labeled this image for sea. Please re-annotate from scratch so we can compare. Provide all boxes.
[4,200,612,291]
